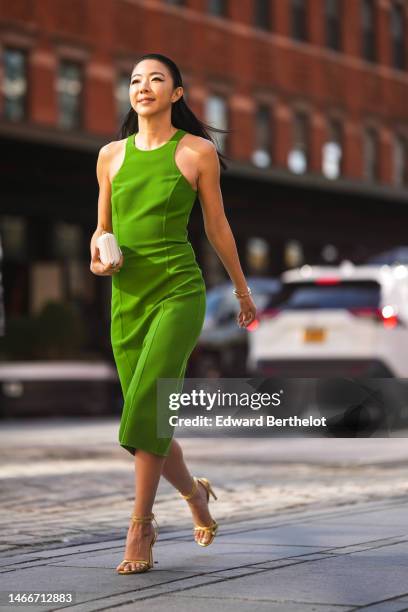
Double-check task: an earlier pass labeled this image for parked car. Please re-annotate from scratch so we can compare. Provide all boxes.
[247,262,408,378]
[196,276,281,377]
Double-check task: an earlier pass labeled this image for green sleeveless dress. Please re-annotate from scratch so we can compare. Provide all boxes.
[110,128,206,457]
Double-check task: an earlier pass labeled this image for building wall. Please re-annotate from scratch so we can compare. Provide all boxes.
[0,0,407,185]
[0,0,408,356]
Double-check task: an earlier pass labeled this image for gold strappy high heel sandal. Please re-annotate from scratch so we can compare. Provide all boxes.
[180,476,218,547]
[117,512,158,574]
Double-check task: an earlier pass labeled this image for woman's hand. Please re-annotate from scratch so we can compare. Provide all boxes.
[90,244,124,276]
[236,294,257,328]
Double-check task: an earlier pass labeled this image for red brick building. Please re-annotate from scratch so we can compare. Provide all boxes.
[0,0,407,354]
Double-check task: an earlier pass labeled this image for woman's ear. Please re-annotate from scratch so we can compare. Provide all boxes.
[173,86,183,103]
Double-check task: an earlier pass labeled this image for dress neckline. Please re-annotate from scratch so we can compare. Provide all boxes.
[133,128,182,152]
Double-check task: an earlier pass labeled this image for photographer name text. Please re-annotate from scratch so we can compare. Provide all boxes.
[168,415,327,428]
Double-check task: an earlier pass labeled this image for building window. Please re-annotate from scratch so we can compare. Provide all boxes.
[322,118,343,179]
[393,134,408,186]
[57,60,83,129]
[325,0,341,51]
[288,110,309,174]
[254,0,271,31]
[247,237,270,274]
[361,0,376,62]
[252,104,272,168]
[115,72,131,125]
[291,0,307,42]
[52,222,83,259]
[391,2,405,70]
[3,48,27,121]
[363,126,379,181]
[208,0,227,17]
[205,94,228,153]
[0,215,27,261]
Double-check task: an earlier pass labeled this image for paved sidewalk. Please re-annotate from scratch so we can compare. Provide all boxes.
[1,419,408,610]
[1,497,408,611]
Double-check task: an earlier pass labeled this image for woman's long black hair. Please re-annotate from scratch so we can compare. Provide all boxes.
[116,52,231,171]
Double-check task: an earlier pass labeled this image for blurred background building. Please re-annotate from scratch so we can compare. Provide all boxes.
[0,0,407,367]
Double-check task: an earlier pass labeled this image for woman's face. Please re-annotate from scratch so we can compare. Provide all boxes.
[129,59,182,116]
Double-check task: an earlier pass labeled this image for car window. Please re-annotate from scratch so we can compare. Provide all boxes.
[206,282,280,318]
[266,281,381,310]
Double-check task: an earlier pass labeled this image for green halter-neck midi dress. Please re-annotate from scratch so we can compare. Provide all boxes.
[110,128,206,457]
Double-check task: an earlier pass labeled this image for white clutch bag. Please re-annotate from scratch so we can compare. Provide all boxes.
[96,232,122,266]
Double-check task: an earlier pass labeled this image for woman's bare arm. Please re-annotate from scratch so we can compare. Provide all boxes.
[90,143,123,276]
[91,144,113,244]
[197,140,257,327]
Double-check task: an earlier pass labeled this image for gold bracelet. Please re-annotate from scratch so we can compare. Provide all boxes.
[233,286,252,298]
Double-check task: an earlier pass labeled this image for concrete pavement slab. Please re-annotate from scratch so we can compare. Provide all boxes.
[0,565,226,611]
[3,426,408,560]
[214,522,406,548]
[2,500,408,611]
[2,422,408,611]
[46,540,332,573]
[162,547,407,607]
[300,506,408,529]
[114,595,356,612]
[356,603,408,612]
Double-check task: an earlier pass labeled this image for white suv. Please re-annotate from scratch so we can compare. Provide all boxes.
[247,262,408,377]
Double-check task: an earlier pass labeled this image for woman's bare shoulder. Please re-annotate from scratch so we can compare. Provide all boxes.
[182,132,217,156]
[99,137,127,159]
[96,138,128,184]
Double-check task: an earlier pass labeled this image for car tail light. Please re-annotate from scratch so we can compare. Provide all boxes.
[315,277,340,285]
[246,318,259,331]
[349,306,401,328]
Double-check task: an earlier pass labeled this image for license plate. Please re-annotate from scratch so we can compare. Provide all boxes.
[303,327,326,342]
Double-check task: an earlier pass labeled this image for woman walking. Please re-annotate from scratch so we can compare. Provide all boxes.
[90,53,257,575]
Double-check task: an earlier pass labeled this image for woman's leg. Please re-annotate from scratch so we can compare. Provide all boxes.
[161,438,216,545]
[116,449,166,573]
